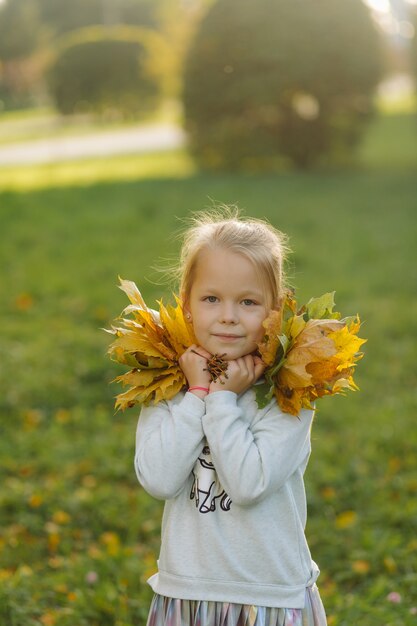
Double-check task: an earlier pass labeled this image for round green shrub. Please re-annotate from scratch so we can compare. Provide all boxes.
[48,25,166,117]
[183,0,382,170]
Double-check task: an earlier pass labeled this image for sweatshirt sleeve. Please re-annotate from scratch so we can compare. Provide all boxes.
[202,390,314,506]
[134,392,206,500]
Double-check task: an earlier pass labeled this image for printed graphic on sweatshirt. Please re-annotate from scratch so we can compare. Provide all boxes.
[190,444,232,513]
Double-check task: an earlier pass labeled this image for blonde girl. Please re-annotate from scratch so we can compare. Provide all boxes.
[135,208,327,626]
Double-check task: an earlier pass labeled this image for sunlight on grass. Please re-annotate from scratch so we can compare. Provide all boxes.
[376,92,417,115]
[0,149,196,191]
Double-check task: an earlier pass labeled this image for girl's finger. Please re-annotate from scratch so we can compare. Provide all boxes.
[194,346,213,360]
[189,346,209,360]
[253,357,266,380]
[244,354,255,369]
[238,358,255,376]
[235,357,250,377]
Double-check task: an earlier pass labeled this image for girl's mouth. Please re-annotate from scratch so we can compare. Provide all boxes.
[213,334,242,341]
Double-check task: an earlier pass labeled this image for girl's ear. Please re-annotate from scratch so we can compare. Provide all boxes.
[181,295,192,322]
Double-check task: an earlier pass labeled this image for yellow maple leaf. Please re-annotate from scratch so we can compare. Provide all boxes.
[153,368,185,404]
[159,296,197,356]
[107,279,193,411]
[118,277,148,308]
[109,329,170,361]
[287,314,307,341]
[114,370,184,411]
[115,369,166,388]
[328,323,367,371]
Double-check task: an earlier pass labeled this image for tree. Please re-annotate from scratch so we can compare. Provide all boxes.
[48,26,166,117]
[36,0,159,35]
[0,0,43,110]
[183,0,383,170]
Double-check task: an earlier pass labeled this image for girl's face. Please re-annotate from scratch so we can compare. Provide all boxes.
[184,248,269,361]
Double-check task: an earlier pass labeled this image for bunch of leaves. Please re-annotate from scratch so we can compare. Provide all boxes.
[107,282,365,416]
[256,292,366,415]
[105,278,196,410]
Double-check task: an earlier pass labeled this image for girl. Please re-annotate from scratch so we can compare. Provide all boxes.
[134,209,327,626]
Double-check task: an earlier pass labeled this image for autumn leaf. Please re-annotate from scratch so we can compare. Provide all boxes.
[279,319,341,388]
[287,314,307,341]
[258,310,283,366]
[159,296,197,355]
[118,277,149,308]
[114,368,186,411]
[256,291,366,415]
[328,321,366,370]
[275,386,309,416]
[107,279,192,410]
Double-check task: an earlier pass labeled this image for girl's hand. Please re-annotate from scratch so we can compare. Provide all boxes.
[179,344,212,397]
[209,354,265,396]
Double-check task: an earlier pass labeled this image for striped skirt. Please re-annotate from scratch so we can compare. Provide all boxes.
[146,584,327,626]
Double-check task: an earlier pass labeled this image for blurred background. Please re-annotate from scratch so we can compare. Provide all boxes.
[0,1,416,625]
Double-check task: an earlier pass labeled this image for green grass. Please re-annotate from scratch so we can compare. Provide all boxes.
[0,111,416,625]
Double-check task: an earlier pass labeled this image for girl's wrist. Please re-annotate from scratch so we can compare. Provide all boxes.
[188,385,210,399]
[209,382,241,395]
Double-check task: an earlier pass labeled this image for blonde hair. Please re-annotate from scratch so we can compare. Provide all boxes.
[177,206,290,310]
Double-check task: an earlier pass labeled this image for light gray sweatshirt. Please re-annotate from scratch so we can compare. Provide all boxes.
[134,388,320,609]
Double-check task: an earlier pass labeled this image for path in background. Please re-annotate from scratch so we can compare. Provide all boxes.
[0,123,186,167]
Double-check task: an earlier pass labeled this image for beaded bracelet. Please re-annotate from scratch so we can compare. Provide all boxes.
[188,386,210,393]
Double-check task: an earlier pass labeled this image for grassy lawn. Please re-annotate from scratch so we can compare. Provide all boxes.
[0,109,416,625]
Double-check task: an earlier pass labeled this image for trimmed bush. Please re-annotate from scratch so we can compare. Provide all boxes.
[183,0,382,170]
[48,25,166,117]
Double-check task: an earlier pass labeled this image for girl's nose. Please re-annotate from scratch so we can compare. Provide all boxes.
[219,303,238,324]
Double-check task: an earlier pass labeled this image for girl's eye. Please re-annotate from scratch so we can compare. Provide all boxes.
[242,299,256,306]
[204,296,218,303]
